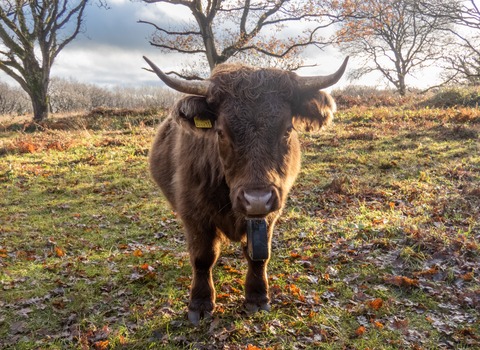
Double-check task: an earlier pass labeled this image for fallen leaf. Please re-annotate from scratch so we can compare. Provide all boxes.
[94,340,109,350]
[52,302,65,309]
[413,267,439,277]
[459,272,473,280]
[366,298,383,310]
[10,321,26,334]
[55,246,65,257]
[355,326,366,336]
[352,292,368,302]
[208,317,221,334]
[392,318,409,332]
[214,324,236,341]
[16,308,32,316]
[246,345,262,350]
[383,275,419,287]
[325,266,338,276]
[133,249,143,257]
[343,272,360,283]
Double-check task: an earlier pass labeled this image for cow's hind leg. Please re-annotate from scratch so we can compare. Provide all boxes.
[242,245,270,313]
[186,224,221,325]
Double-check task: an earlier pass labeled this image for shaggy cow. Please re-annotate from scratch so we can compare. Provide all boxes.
[144,56,348,325]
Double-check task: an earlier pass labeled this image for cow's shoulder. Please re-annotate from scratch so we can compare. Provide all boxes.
[149,116,181,207]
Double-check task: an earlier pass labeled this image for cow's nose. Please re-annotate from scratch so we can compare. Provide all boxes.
[239,190,276,216]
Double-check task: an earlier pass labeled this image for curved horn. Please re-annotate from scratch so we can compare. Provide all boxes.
[297,56,349,91]
[143,56,210,96]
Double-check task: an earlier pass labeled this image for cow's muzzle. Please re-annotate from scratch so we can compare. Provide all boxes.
[234,187,280,216]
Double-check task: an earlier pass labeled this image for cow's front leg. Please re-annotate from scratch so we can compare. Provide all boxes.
[242,244,271,313]
[186,224,221,325]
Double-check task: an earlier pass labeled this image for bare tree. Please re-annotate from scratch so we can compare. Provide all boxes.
[336,0,454,95]
[420,0,480,85]
[48,77,92,113]
[139,0,343,77]
[0,81,30,115]
[0,0,96,121]
[441,49,480,86]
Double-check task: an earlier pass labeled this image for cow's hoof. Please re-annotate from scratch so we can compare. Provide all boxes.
[245,302,270,314]
[188,310,213,326]
[204,311,213,321]
[245,303,259,314]
[188,310,201,326]
[260,303,271,312]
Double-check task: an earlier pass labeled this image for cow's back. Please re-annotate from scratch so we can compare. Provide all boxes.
[149,116,179,208]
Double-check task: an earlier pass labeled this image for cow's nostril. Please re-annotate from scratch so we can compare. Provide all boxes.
[243,190,273,215]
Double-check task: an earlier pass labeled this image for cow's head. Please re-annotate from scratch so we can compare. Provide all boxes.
[144,57,348,220]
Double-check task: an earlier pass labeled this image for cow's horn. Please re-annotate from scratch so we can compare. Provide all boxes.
[143,56,210,96]
[297,56,349,91]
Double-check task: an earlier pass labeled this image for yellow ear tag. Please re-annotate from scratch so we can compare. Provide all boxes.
[193,116,212,129]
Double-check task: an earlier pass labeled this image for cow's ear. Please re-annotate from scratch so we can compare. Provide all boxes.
[172,95,216,135]
[293,90,335,131]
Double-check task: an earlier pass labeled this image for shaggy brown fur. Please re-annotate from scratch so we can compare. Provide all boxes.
[149,63,336,324]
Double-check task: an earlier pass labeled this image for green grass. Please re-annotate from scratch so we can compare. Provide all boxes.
[0,109,479,349]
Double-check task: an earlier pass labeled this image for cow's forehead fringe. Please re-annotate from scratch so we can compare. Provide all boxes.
[207,63,299,105]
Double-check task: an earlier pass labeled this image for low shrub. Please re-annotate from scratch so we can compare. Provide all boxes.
[332,85,427,110]
[423,86,480,108]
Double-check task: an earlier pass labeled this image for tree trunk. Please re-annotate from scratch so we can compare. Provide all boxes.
[31,93,49,122]
[398,75,407,96]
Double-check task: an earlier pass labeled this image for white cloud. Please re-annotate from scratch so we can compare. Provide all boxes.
[137,2,191,23]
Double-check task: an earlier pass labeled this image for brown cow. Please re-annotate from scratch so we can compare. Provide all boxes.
[144,56,348,325]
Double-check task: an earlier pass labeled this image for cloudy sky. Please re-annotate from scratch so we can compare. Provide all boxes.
[0,0,436,90]
[48,0,191,87]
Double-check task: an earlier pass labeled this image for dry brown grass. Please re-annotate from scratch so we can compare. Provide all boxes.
[0,129,93,155]
[0,107,167,133]
[0,110,86,125]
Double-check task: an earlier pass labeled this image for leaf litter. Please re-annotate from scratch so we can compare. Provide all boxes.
[1,110,479,348]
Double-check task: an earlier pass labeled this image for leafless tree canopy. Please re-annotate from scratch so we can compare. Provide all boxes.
[335,0,454,96]
[141,0,476,92]
[420,0,480,86]
[140,0,343,78]
[0,82,30,115]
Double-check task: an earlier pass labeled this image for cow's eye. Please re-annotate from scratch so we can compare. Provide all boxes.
[216,130,224,139]
[284,126,294,138]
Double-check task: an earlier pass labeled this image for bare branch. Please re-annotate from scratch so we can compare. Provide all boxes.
[165,70,205,80]
[54,0,89,58]
[138,20,201,35]
[141,0,341,73]
[419,73,459,94]
[337,0,454,95]
[142,0,192,5]
[240,0,250,35]
[149,41,206,54]
[289,63,318,72]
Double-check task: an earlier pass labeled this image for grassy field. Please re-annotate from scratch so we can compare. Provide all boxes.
[0,107,479,349]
